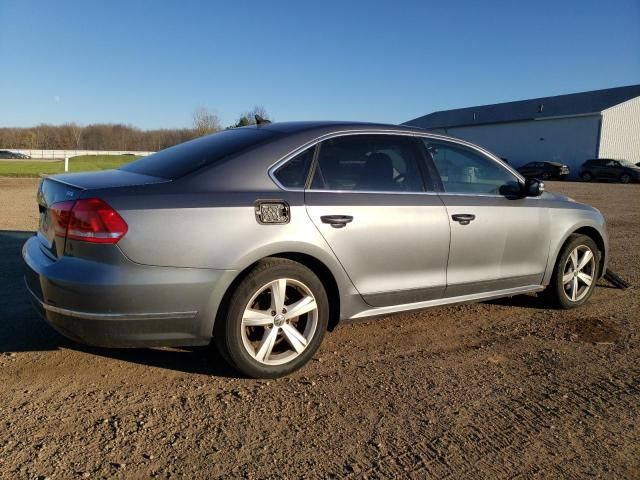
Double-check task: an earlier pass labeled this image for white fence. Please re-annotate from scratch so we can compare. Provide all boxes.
[4,149,155,159]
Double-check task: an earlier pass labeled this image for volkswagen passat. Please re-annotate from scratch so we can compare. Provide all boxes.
[23,121,608,378]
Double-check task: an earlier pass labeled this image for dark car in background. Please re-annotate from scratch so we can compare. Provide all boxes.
[0,150,23,159]
[517,161,570,180]
[580,159,640,184]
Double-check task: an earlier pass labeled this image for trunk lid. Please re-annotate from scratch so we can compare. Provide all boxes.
[36,170,167,258]
[52,169,168,190]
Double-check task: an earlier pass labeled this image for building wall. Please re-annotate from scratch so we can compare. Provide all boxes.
[599,96,640,163]
[441,115,601,177]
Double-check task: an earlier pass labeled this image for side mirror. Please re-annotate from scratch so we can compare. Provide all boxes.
[523,178,545,197]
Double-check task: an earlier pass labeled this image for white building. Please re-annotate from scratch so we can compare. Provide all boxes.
[404,85,640,176]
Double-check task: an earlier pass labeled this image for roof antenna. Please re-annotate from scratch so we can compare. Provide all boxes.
[255,114,271,125]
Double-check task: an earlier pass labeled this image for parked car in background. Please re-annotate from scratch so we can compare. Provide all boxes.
[0,150,23,159]
[517,161,570,180]
[580,159,640,184]
[23,121,608,378]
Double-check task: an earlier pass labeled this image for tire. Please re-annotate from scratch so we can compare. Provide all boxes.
[581,171,593,182]
[542,172,551,180]
[214,258,329,378]
[545,234,600,309]
[620,173,631,184]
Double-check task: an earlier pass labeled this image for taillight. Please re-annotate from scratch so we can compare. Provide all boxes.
[50,200,75,238]
[50,198,128,244]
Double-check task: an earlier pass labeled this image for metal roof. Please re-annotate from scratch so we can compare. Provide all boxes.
[404,84,640,129]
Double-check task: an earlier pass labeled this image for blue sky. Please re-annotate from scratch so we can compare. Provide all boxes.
[1,0,639,129]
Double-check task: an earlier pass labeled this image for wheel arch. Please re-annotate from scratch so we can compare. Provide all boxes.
[572,226,606,278]
[545,225,607,285]
[271,252,341,331]
[213,251,343,337]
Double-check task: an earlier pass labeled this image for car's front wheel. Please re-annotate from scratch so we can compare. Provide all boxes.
[545,234,599,309]
[620,173,631,184]
[581,171,593,182]
[215,258,329,378]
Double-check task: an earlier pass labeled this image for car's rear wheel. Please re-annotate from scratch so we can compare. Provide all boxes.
[620,173,631,184]
[542,172,551,180]
[215,258,329,378]
[545,234,599,309]
[581,171,593,182]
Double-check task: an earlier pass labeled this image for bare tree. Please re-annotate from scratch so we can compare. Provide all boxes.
[69,123,83,150]
[0,107,266,151]
[58,123,77,149]
[35,124,56,151]
[0,128,18,148]
[0,123,195,151]
[192,106,221,137]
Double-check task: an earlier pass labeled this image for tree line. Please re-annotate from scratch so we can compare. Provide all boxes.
[0,106,270,152]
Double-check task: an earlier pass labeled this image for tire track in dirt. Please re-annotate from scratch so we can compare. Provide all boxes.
[353,367,640,479]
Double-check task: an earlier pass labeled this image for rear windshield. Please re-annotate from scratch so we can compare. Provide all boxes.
[119,128,276,179]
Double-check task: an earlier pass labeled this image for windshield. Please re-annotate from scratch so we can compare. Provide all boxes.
[119,128,276,179]
[618,160,638,168]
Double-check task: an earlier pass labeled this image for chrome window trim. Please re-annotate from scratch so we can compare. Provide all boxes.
[267,129,525,193]
[303,189,540,199]
[435,192,542,199]
[304,188,440,196]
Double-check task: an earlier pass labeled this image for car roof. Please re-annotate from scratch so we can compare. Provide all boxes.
[238,120,479,149]
[247,120,430,136]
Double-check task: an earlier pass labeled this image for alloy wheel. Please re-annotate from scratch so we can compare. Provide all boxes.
[562,245,596,302]
[240,278,319,365]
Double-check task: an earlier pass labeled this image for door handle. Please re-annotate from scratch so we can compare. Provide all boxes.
[451,214,476,225]
[321,215,354,228]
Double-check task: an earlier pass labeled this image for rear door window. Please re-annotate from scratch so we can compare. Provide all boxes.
[310,134,426,192]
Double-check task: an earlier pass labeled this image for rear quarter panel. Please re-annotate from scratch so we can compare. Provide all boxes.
[97,186,360,312]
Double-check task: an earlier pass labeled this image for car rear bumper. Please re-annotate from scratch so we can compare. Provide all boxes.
[22,235,236,347]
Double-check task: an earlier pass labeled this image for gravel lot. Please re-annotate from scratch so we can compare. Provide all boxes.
[1,178,638,479]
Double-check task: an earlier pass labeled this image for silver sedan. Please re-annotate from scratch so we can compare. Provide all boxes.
[23,121,608,378]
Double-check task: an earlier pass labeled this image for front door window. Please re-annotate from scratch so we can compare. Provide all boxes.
[423,140,520,195]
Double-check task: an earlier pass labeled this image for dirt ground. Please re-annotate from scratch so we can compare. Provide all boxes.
[1,178,639,479]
